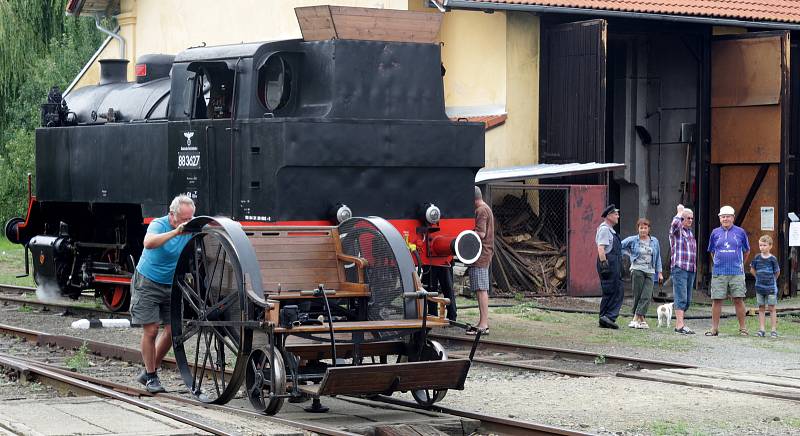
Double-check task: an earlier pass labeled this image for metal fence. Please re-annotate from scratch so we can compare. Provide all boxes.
[487,184,569,296]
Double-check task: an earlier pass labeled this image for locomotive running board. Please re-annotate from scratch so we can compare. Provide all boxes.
[297,358,471,397]
[93,274,132,285]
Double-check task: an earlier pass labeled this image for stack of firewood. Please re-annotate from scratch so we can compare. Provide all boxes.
[491,194,567,296]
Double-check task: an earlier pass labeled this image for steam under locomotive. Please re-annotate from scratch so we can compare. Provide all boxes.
[5,37,485,311]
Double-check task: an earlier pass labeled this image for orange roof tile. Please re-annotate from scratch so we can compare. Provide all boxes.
[456,1,800,24]
[450,114,507,130]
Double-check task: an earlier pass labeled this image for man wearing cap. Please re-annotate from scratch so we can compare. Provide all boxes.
[707,205,750,336]
[596,204,622,329]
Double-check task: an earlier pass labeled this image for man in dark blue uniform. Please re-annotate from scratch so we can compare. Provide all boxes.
[596,204,622,329]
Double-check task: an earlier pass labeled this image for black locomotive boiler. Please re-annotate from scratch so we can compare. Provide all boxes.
[6,36,485,311]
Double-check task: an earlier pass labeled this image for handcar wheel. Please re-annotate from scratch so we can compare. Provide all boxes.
[99,251,134,312]
[170,228,252,404]
[245,349,287,415]
[410,340,448,407]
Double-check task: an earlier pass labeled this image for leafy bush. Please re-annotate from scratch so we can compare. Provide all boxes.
[0,1,103,224]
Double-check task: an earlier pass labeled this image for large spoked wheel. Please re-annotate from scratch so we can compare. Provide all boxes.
[171,228,252,404]
[410,340,448,407]
[245,349,287,415]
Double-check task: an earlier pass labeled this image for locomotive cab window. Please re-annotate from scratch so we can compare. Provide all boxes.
[187,61,235,119]
[258,55,292,113]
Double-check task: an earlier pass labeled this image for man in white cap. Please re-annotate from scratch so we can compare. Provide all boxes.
[706,205,750,336]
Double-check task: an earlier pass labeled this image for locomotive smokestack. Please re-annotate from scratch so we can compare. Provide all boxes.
[99,59,129,85]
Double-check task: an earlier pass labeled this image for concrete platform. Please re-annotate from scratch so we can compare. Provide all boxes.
[0,397,204,436]
[0,395,311,436]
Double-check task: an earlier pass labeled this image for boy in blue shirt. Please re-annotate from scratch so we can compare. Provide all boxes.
[749,235,780,338]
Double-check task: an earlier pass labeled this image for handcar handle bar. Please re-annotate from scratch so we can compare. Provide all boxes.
[299,288,336,296]
[403,291,438,299]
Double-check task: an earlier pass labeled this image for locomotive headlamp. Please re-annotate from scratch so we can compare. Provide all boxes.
[334,204,353,223]
[424,204,441,225]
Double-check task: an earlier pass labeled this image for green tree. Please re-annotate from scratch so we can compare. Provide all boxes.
[0,1,103,224]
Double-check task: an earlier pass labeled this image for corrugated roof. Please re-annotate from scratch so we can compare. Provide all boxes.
[450,0,800,25]
[475,162,625,183]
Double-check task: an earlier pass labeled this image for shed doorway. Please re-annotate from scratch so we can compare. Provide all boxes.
[541,18,793,295]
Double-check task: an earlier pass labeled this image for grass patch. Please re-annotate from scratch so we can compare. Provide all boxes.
[785,418,800,428]
[17,304,34,313]
[65,342,91,371]
[718,313,800,339]
[72,300,104,310]
[0,237,35,287]
[651,420,706,436]
[457,302,695,351]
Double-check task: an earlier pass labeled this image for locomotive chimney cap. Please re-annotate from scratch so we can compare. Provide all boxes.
[99,59,129,85]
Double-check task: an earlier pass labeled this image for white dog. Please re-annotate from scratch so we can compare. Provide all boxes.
[656,302,674,328]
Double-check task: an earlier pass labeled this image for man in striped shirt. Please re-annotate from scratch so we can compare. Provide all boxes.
[669,204,697,334]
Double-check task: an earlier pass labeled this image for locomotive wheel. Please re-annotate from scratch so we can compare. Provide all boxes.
[99,284,130,312]
[99,251,134,312]
[245,349,287,415]
[171,228,251,404]
[410,340,448,407]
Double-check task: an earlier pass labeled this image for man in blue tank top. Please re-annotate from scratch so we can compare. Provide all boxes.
[131,195,194,393]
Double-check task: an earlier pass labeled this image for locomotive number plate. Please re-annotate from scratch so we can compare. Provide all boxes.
[178,152,201,169]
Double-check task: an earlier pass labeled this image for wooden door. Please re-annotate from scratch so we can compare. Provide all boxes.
[711,32,790,283]
[540,19,607,165]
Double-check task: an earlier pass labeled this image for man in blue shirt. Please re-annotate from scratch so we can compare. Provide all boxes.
[131,195,194,392]
[706,205,750,336]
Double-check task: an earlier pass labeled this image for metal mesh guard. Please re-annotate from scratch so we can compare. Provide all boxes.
[338,218,406,321]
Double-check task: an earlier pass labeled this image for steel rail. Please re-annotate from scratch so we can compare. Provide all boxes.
[0,352,232,436]
[0,284,129,315]
[447,353,602,377]
[0,323,589,434]
[430,332,696,370]
[0,284,37,293]
[0,348,378,436]
[351,396,591,436]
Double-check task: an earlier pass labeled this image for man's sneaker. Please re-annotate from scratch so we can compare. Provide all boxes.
[145,376,166,394]
[136,369,150,387]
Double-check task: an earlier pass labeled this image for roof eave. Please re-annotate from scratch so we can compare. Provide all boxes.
[444,0,800,31]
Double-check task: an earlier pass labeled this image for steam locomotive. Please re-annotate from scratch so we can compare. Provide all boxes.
[5,37,485,311]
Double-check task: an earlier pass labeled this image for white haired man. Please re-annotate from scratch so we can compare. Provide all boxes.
[669,204,697,334]
[132,195,195,392]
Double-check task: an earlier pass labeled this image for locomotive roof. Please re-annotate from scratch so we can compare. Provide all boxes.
[174,40,296,63]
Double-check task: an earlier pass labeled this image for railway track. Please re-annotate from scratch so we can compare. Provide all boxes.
[0,323,583,435]
[0,284,123,319]
[430,332,696,377]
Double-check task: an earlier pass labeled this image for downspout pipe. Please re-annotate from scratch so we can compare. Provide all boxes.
[443,0,800,31]
[95,14,125,59]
